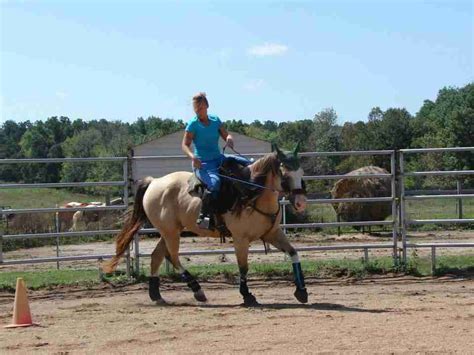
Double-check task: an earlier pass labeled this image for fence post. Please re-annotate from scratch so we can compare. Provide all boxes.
[123,159,129,207]
[457,180,463,220]
[124,159,132,279]
[399,151,408,266]
[391,151,398,266]
[125,245,131,278]
[55,204,60,270]
[431,246,436,275]
[133,233,140,276]
[0,208,3,265]
[0,237,3,265]
[363,248,369,263]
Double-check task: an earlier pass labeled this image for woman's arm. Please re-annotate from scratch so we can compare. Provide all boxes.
[182,131,201,168]
[219,126,234,149]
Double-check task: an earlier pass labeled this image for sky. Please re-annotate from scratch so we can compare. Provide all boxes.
[0,0,472,124]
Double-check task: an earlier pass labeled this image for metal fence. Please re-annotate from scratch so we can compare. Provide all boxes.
[0,148,473,274]
[399,147,474,266]
[0,157,130,271]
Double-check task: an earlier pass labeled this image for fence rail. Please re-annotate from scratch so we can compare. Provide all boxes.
[1,147,473,274]
[399,146,474,265]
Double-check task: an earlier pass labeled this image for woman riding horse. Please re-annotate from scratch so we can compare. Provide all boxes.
[182,92,251,229]
[104,95,308,307]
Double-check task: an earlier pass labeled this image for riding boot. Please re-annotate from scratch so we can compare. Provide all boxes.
[196,190,214,230]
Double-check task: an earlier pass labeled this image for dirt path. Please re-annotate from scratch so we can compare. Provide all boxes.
[1,276,473,353]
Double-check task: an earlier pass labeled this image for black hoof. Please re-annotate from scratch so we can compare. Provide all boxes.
[243,293,259,307]
[194,289,208,302]
[149,277,162,301]
[294,288,308,304]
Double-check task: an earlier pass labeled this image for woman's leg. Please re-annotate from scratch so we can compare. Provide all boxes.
[196,159,222,228]
[224,154,252,167]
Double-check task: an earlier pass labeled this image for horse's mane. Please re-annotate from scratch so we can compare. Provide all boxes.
[229,152,280,216]
[251,152,281,187]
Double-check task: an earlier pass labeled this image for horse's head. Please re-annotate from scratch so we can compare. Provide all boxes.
[272,143,307,213]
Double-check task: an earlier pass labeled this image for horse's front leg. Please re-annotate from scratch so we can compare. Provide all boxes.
[267,228,308,303]
[233,238,259,307]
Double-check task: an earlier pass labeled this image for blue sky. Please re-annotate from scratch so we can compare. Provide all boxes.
[1,0,472,124]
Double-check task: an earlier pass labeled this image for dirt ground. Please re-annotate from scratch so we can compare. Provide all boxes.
[0,276,473,354]
[2,230,474,272]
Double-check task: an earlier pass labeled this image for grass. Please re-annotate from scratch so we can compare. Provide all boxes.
[0,269,100,291]
[0,188,102,209]
[1,254,473,292]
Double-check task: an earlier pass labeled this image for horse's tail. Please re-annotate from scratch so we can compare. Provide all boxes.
[102,176,153,273]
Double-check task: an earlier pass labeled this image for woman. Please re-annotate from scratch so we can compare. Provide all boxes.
[182,92,250,229]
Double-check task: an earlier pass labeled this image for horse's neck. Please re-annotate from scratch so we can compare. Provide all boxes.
[254,174,279,213]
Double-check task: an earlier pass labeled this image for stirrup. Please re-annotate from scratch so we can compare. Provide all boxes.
[197,215,212,230]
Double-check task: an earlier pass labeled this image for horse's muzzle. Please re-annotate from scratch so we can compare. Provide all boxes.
[289,192,307,213]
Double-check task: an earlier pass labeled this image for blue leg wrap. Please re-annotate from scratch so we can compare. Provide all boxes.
[292,262,306,290]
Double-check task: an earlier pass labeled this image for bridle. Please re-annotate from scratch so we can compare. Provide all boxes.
[251,159,307,248]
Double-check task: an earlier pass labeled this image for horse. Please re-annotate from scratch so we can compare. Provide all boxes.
[103,144,308,306]
[70,198,124,231]
[57,202,88,231]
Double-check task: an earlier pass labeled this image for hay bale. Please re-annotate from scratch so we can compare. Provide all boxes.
[331,166,391,223]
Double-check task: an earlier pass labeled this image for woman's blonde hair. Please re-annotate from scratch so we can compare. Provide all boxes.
[192,92,209,108]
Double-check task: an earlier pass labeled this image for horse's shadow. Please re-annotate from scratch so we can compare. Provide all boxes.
[142,300,388,314]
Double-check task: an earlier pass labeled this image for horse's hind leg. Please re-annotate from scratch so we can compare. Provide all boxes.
[149,238,169,302]
[233,238,258,307]
[266,228,308,304]
[163,230,207,302]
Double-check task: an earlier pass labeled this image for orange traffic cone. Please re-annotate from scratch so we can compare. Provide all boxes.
[4,278,38,328]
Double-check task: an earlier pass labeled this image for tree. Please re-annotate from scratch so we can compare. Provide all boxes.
[368,107,383,122]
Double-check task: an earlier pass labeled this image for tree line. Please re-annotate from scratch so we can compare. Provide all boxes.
[0,83,472,190]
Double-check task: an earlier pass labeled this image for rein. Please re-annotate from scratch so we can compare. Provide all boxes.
[251,201,281,254]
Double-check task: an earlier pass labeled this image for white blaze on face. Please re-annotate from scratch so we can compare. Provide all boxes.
[285,167,307,212]
[286,168,304,190]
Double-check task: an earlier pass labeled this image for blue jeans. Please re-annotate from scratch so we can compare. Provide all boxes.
[195,154,251,198]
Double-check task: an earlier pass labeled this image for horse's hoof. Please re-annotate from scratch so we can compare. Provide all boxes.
[243,294,259,307]
[149,277,162,301]
[194,289,207,302]
[294,288,308,304]
[155,298,167,306]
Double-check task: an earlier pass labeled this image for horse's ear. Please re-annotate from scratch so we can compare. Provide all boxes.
[293,141,301,156]
[271,142,277,152]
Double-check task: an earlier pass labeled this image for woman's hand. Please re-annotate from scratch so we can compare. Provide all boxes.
[192,156,202,169]
[226,135,234,149]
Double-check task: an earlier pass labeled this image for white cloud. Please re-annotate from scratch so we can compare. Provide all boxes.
[56,91,68,99]
[244,79,264,91]
[248,43,288,57]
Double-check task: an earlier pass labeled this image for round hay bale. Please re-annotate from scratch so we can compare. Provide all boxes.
[331,166,391,223]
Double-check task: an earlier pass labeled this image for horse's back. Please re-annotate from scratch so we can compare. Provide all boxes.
[144,171,193,204]
[151,171,193,188]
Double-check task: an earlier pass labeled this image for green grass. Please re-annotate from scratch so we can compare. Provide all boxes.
[406,199,474,220]
[1,254,473,292]
[0,188,101,209]
[0,269,100,291]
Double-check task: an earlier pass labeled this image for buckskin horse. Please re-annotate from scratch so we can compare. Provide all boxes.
[103,144,308,306]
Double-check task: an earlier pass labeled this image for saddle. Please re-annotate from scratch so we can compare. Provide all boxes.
[187,158,260,238]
